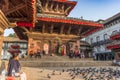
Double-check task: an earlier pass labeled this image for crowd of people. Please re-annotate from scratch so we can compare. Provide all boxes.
[29,50,46,59]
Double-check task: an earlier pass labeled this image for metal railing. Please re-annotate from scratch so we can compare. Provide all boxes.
[91,39,113,47]
[111,32,120,36]
[107,40,120,46]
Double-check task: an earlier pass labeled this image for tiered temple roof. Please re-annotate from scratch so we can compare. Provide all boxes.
[0,0,103,40]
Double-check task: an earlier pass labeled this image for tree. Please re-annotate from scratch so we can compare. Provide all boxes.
[8,33,17,37]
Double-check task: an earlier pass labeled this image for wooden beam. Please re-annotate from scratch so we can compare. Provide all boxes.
[4,3,26,15]
[7,18,28,22]
[36,0,44,12]
[64,6,72,15]
[61,4,65,13]
[0,10,16,29]
[20,27,30,33]
[16,10,23,17]
[4,0,9,11]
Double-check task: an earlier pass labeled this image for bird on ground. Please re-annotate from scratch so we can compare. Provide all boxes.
[47,74,51,79]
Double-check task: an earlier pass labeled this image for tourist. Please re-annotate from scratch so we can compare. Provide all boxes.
[7,53,20,77]
[35,49,41,58]
[69,50,74,58]
[7,45,27,80]
[42,50,46,56]
[81,51,85,59]
[29,50,34,58]
[7,53,27,80]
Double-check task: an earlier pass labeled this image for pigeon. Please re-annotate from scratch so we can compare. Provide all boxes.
[47,74,51,79]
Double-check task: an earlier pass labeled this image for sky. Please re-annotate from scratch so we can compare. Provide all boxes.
[4,0,120,36]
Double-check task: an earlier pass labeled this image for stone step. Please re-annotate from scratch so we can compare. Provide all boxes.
[20,56,113,67]
[20,61,112,67]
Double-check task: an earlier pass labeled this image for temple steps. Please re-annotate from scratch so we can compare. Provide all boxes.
[20,56,113,67]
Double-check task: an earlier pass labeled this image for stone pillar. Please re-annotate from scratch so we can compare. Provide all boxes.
[0,34,4,58]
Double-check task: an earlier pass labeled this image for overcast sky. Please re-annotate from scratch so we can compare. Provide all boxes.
[4,0,120,36]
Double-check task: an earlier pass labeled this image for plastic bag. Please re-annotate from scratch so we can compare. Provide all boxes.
[0,69,6,80]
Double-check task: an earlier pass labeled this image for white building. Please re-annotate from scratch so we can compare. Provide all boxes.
[2,37,28,59]
[85,13,120,60]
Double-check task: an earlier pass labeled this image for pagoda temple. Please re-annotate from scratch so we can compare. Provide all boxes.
[0,0,103,55]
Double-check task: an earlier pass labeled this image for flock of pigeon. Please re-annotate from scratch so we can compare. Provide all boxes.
[45,67,120,80]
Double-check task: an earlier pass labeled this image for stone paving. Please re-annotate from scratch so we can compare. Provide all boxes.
[22,67,120,80]
[0,56,116,80]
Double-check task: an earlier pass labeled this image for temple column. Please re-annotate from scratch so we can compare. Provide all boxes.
[40,39,44,53]
[50,24,54,34]
[67,26,71,34]
[60,25,64,34]
[42,24,45,33]
[77,27,82,36]
[56,3,59,12]
[0,34,4,58]
[50,40,55,54]
[45,1,49,11]
[37,0,43,12]
[61,4,65,13]
[76,40,80,50]
[50,3,54,12]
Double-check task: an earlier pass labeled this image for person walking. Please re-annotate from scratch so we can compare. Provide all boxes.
[7,45,27,80]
